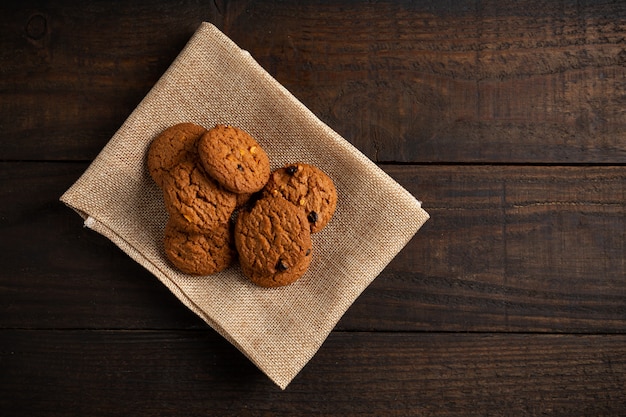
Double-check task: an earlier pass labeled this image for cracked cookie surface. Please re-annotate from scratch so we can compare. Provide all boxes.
[198,124,270,194]
[234,196,312,287]
[162,160,237,233]
[164,220,235,275]
[147,122,207,188]
[263,163,337,233]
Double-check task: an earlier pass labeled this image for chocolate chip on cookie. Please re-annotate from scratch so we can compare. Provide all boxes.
[263,163,337,233]
[147,122,207,188]
[162,160,237,234]
[164,220,235,275]
[197,124,271,194]
[234,196,312,287]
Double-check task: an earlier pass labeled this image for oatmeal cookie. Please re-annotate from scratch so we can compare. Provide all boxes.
[162,160,237,233]
[147,122,207,188]
[164,220,235,275]
[197,124,270,194]
[264,163,337,233]
[234,196,312,287]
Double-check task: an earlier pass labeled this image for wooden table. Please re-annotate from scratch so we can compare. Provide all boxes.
[2,1,625,415]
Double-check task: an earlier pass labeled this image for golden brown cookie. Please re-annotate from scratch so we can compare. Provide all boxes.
[164,220,235,275]
[263,163,337,233]
[162,160,237,233]
[234,196,313,287]
[147,122,207,188]
[235,192,255,208]
[197,124,271,194]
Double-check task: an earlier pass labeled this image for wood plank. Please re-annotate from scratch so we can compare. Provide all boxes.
[0,162,205,329]
[0,0,219,160]
[344,164,626,332]
[2,330,625,416]
[2,162,624,332]
[224,0,626,163]
[2,1,625,163]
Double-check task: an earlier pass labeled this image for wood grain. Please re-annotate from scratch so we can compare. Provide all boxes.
[2,330,625,416]
[0,162,205,329]
[2,162,623,333]
[1,1,625,163]
[224,0,626,163]
[1,0,625,414]
[345,164,626,332]
[0,0,219,161]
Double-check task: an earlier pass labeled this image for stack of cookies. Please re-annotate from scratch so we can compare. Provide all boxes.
[147,123,337,287]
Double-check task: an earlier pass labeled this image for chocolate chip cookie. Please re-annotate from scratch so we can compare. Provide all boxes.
[234,196,313,287]
[164,220,235,275]
[147,122,207,188]
[162,160,237,233]
[197,124,271,194]
[263,163,337,233]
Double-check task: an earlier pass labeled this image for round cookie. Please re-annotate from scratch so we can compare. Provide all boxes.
[263,163,337,233]
[234,196,313,287]
[164,220,235,275]
[197,124,271,194]
[162,160,237,233]
[147,122,207,188]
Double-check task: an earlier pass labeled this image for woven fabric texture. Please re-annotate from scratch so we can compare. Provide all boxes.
[60,23,429,389]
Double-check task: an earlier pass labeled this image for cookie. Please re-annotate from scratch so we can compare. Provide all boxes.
[235,192,255,208]
[263,163,337,233]
[147,122,207,188]
[164,220,235,275]
[197,124,271,194]
[234,196,313,287]
[162,160,237,233]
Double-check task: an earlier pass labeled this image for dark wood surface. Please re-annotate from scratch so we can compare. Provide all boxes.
[1,1,624,415]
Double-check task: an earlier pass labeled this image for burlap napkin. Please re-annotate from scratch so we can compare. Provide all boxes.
[60,23,429,389]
